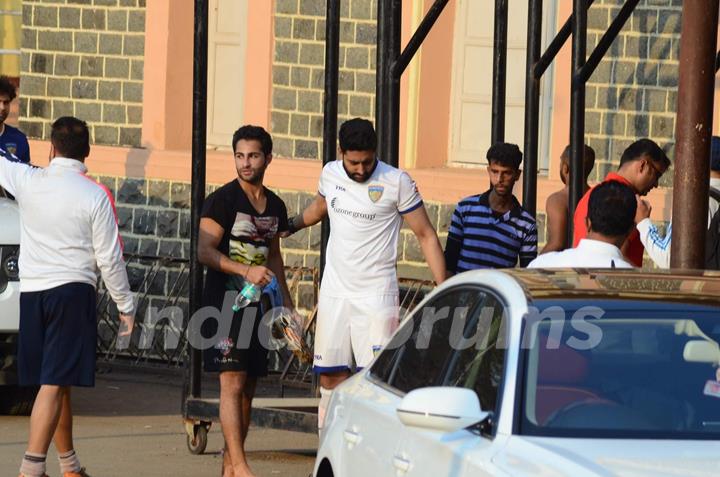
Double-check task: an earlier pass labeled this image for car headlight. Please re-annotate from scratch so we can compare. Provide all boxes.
[3,253,19,281]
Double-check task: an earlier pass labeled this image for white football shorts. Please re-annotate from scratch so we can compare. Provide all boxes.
[313,293,400,373]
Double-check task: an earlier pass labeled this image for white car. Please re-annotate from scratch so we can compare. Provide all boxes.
[314,269,720,477]
[0,193,34,414]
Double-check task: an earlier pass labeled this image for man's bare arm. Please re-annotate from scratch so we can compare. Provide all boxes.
[198,217,274,286]
[403,206,446,285]
[288,194,328,233]
[266,235,295,308]
[541,192,568,254]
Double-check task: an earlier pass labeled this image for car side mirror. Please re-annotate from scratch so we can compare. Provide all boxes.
[683,339,720,364]
[396,387,489,432]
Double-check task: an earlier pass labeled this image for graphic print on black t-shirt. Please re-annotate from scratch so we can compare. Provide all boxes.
[227,212,279,291]
[201,180,288,301]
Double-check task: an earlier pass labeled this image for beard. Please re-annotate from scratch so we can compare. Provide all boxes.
[491,183,513,197]
[238,168,265,185]
[342,162,374,183]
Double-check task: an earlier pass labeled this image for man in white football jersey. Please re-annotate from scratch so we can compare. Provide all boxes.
[287,118,446,430]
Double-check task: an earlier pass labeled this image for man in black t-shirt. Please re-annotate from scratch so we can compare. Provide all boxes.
[198,125,298,477]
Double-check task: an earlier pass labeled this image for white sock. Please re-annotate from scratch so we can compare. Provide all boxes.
[318,386,332,431]
[20,452,46,477]
[58,449,82,473]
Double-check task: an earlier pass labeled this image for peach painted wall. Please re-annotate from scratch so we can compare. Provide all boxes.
[413,0,455,169]
[242,1,273,128]
[141,0,193,151]
[140,0,272,150]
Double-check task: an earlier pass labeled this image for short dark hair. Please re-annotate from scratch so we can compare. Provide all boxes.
[560,144,596,179]
[0,76,16,100]
[51,116,90,160]
[486,142,523,169]
[619,138,670,169]
[588,181,637,237]
[232,125,272,155]
[339,118,376,152]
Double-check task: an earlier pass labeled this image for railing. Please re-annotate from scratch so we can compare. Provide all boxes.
[97,253,432,396]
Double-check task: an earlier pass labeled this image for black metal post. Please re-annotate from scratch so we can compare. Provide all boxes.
[534,0,595,78]
[392,0,450,77]
[491,0,508,145]
[578,0,639,84]
[375,0,389,157]
[671,0,720,269]
[189,0,209,400]
[522,0,543,217]
[382,0,402,167]
[320,0,340,277]
[568,0,587,246]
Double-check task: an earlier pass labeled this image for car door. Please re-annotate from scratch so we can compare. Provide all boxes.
[340,286,486,477]
[396,291,510,477]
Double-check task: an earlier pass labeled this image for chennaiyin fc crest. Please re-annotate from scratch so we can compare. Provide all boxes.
[368,184,384,203]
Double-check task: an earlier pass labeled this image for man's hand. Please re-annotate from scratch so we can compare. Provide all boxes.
[636,196,652,223]
[245,265,275,286]
[119,313,135,337]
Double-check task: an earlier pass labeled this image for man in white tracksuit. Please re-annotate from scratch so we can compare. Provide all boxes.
[0,117,134,477]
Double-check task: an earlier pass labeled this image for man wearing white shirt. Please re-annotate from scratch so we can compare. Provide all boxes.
[287,118,446,431]
[0,117,134,477]
[529,181,637,269]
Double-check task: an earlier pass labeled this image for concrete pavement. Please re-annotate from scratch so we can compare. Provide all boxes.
[0,368,318,476]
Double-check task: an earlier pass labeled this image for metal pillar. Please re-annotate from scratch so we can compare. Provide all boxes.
[524,0,597,217]
[392,0,449,77]
[567,0,587,246]
[578,0,639,84]
[671,0,720,269]
[320,0,341,277]
[375,0,389,157]
[189,0,209,400]
[522,0,542,216]
[382,0,402,167]
[491,0,508,145]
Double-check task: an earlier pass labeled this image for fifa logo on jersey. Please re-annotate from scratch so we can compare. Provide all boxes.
[368,184,384,203]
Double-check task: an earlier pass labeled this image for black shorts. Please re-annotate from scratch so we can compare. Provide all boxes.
[18,282,97,387]
[202,303,270,376]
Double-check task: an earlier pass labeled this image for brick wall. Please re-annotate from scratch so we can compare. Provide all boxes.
[19,0,146,147]
[585,0,680,188]
[271,0,377,160]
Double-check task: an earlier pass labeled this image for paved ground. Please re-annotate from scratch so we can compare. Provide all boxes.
[0,367,317,476]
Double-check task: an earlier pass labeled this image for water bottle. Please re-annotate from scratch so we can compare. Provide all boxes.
[232,281,262,312]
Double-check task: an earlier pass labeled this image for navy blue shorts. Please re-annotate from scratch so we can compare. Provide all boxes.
[18,282,97,387]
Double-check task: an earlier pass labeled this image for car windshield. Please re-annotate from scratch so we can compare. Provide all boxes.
[520,300,720,439]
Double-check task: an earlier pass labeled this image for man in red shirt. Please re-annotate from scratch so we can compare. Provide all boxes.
[573,138,670,266]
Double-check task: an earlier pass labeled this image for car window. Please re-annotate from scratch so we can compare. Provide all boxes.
[369,287,485,393]
[520,304,720,440]
[443,293,508,413]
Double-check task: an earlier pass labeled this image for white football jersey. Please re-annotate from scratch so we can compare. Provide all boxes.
[319,159,422,297]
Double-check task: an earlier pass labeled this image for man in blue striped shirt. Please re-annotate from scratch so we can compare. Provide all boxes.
[444,143,537,274]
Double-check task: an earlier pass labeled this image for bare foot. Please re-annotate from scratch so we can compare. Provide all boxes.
[233,463,257,477]
[222,466,234,477]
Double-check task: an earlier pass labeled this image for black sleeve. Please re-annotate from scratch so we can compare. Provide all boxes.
[277,198,289,233]
[201,189,232,230]
[444,236,462,274]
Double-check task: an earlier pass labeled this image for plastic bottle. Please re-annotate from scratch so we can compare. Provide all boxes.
[232,281,262,312]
